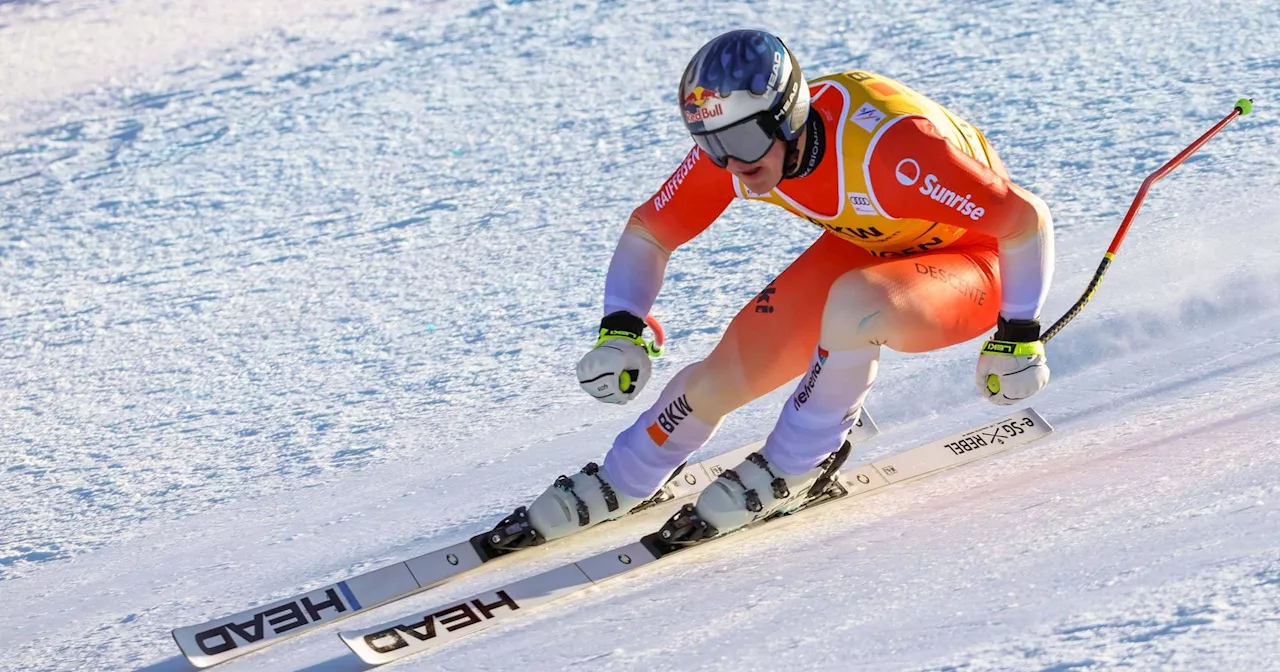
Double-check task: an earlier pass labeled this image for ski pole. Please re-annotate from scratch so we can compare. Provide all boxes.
[644,313,667,354]
[1042,98,1253,344]
[616,314,666,395]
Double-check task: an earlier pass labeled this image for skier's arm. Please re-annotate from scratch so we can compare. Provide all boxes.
[865,117,1054,322]
[602,224,670,319]
[604,146,737,320]
[576,147,735,405]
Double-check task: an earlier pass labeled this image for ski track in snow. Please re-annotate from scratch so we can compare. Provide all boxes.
[1,0,1278,670]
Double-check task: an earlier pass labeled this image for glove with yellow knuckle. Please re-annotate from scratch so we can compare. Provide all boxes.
[975,316,1051,406]
[576,311,664,405]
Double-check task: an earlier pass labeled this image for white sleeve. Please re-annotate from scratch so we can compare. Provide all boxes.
[603,231,668,318]
[998,212,1055,322]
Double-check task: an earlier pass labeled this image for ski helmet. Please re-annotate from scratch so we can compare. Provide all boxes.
[678,29,810,167]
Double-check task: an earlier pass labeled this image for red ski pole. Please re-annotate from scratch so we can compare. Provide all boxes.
[1042,98,1254,343]
[644,313,666,354]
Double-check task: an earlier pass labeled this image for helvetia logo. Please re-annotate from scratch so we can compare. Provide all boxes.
[793,348,829,411]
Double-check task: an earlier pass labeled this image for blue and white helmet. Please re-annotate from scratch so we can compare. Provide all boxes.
[678,30,810,166]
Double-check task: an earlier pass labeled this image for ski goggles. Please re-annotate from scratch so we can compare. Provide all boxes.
[691,113,778,167]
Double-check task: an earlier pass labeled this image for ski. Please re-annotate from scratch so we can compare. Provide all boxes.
[339,409,1052,665]
[170,413,881,667]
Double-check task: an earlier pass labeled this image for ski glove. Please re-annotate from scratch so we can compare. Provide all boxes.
[976,317,1051,406]
[577,311,663,405]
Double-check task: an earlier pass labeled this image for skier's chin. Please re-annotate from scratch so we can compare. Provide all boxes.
[737,167,780,195]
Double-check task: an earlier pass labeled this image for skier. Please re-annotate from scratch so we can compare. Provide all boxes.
[515,29,1055,544]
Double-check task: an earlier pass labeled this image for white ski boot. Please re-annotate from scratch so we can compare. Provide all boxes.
[525,462,650,541]
[693,453,827,534]
[670,441,851,543]
[482,462,691,557]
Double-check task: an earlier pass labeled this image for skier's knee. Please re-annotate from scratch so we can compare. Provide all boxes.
[821,273,891,348]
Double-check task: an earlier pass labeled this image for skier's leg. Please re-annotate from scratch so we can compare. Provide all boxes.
[820,239,1002,354]
[695,241,1002,534]
[758,345,880,475]
[765,238,1003,472]
[527,234,873,540]
[603,233,876,493]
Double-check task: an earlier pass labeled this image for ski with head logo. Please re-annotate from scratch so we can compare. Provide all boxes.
[338,409,1051,665]
[170,413,881,667]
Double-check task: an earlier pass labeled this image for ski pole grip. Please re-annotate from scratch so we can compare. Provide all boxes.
[619,369,637,393]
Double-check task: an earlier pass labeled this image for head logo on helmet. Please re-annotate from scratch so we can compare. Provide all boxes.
[772,80,801,125]
[768,52,783,88]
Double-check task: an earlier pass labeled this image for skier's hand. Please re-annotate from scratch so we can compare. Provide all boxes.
[577,312,662,405]
[975,317,1050,406]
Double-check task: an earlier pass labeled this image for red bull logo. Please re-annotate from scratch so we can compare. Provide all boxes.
[684,104,723,124]
[682,86,725,124]
[682,86,722,107]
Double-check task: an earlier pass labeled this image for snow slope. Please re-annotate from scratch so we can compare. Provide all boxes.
[1,0,1277,670]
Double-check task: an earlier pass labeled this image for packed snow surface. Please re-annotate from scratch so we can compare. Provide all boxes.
[1,0,1277,670]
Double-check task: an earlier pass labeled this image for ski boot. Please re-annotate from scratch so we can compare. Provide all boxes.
[477,461,684,558]
[653,440,851,548]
